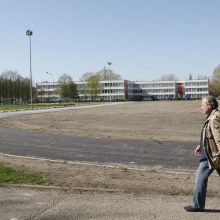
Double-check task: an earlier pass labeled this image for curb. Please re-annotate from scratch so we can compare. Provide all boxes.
[0,183,125,194]
[0,152,196,175]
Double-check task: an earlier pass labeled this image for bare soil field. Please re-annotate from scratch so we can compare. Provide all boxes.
[1,101,219,196]
[0,101,205,142]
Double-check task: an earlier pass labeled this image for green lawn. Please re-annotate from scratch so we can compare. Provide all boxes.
[0,163,46,185]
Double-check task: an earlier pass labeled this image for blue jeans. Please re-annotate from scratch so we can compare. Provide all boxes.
[192,160,214,209]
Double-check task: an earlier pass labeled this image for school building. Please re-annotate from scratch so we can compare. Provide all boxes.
[36,79,209,102]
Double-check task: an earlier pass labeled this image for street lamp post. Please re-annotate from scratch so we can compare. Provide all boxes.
[107,62,112,102]
[46,72,55,102]
[26,30,33,108]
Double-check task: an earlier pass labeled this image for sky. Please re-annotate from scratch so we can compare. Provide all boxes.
[1,0,220,84]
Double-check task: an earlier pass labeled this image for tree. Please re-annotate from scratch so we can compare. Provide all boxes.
[58,73,78,101]
[188,74,193,80]
[85,74,101,100]
[58,73,73,83]
[61,81,78,101]
[79,72,94,81]
[197,74,208,80]
[158,74,178,81]
[97,67,122,80]
[210,64,220,97]
[80,67,122,81]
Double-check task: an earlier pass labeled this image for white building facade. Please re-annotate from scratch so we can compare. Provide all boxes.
[184,79,210,99]
[76,80,127,101]
[36,79,209,102]
[36,81,60,102]
[128,81,177,100]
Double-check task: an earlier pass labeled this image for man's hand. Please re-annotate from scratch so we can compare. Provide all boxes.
[195,145,201,156]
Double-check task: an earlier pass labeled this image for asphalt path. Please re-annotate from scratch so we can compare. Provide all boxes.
[0,105,199,170]
[2,186,220,220]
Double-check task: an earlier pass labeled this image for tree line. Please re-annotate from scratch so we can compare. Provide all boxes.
[1,65,220,104]
[0,70,36,104]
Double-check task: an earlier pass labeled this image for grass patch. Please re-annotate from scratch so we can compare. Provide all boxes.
[0,163,46,185]
[0,103,76,111]
[0,102,106,111]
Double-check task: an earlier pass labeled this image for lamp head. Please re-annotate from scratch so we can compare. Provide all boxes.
[26,30,33,36]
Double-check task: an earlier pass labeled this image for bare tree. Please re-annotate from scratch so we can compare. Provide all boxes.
[188,74,193,80]
[158,74,178,81]
[197,74,208,80]
[96,67,122,80]
[79,72,95,81]
[80,68,122,81]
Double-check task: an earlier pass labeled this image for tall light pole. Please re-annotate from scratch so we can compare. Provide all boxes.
[26,30,33,108]
[107,62,112,102]
[46,72,55,102]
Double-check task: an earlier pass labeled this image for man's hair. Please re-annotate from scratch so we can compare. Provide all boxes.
[203,95,218,109]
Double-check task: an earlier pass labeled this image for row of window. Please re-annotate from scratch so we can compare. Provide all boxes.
[185,82,208,86]
[185,88,208,92]
[79,95,124,101]
[38,91,59,96]
[101,89,124,94]
[37,82,208,91]
[129,90,142,94]
[144,89,175,93]
[103,83,124,87]
[101,95,124,100]
[37,85,57,90]
[189,94,206,98]
[138,83,175,88]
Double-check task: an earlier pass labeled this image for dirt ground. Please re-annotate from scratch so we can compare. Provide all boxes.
[1,153,220,198]
[0,101,205,142]
[1,101,219,196]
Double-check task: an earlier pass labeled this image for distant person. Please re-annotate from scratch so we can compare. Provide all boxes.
[184,95,220,212]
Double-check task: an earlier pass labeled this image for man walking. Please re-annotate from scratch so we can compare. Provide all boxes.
[184,95,220,212]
